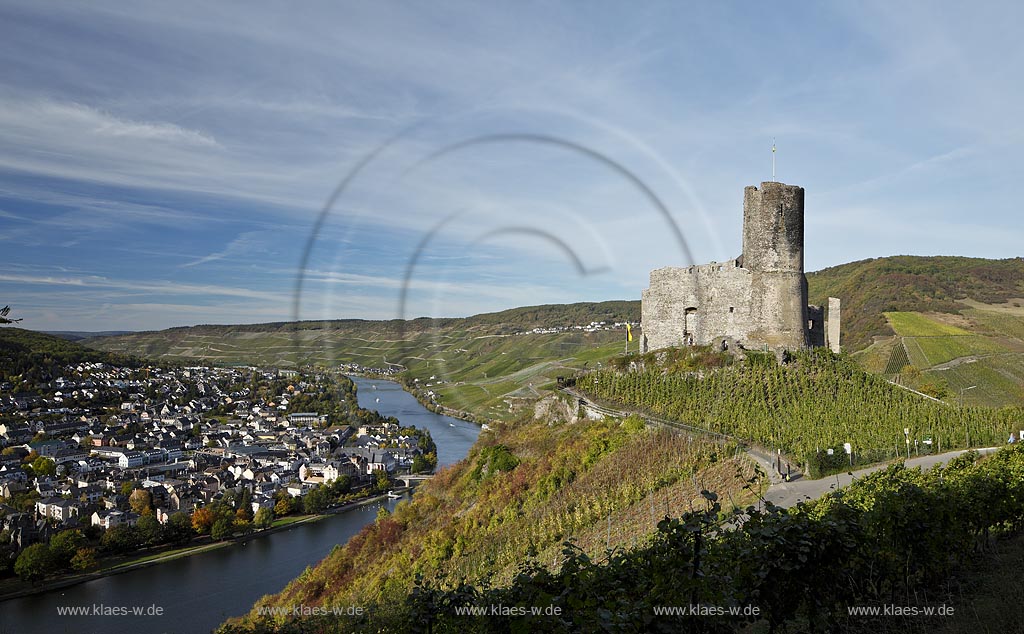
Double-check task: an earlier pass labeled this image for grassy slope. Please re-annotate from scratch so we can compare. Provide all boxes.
[862,305,1024,407]
[223,405,759,632]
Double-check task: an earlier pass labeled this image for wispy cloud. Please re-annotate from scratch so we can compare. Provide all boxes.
[0,272,287,303]
[2,2,1023,329]
[180,230,266,268]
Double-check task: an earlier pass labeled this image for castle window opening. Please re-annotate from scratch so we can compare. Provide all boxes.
[730,307,734,313]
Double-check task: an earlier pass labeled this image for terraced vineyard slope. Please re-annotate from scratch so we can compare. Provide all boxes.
[577,347,1024,473]
[220,404,760,633]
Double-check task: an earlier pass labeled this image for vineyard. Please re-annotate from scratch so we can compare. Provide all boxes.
[221,404,760,633]
[576,348,1024,466]
[221,446,1024,633]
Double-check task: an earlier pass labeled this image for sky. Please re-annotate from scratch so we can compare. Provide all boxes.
[1,1,1022,332]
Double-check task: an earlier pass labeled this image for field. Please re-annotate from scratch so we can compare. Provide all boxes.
[885,311,973,337]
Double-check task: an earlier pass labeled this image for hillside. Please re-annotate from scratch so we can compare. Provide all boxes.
[807,257,1024,407]
[86,257,1024,411]
[220,399,760,633]
[807,255,1024,351]
[0,327,142,382]
[220,350,1024,633]
[580,348,1022,473]
[86,301,640,422]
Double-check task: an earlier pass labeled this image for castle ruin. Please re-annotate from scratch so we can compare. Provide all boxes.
[641,181,840,353]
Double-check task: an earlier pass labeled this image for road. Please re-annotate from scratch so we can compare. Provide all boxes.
[762,446,999,508]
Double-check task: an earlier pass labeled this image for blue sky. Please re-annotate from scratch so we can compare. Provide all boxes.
[1,1,1022,332]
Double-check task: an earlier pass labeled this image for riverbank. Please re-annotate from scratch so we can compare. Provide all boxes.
[0,487,412,603]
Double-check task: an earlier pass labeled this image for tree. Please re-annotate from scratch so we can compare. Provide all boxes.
[14,543,54,583]
[120,480,137,497]
[411,454,434,474]
[374,470,391,492]
[210,518,234,541]
[129,489,153,515]
[136,514,163,546]
[165,512,195,546]
[191,507,216,535]
[237,488,252,513]
[50,529,86,567]
[303,486,330,514]
[100,525,139,554]
[274,497,294,517]
[70,547,98,572]
[253,507,274,530]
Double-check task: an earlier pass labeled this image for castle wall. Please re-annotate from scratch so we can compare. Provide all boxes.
[641,261,753,351]
[641,181,829,354]
[807,305,826,347]
[747,271,808,349]
[827,297,842,353]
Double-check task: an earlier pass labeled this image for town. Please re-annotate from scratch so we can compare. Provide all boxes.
[0,358,437,585]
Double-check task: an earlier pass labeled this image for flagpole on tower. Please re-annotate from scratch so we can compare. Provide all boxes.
[771,138,776,181]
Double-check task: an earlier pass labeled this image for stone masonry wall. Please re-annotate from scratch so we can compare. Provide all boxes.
[641,260,753,351]
[827,297,842,353]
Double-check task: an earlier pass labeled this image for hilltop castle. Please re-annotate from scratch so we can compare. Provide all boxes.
[641,181,840,353]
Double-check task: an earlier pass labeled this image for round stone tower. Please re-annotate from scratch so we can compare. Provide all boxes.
[742,182,804,273]
[741,182,808,349]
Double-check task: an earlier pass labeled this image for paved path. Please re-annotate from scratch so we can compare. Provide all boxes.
[763,446,999,508]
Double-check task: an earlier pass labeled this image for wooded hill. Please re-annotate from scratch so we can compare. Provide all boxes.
[0,327,142,383]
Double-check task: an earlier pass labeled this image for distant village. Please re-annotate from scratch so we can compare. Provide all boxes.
[515,321,636,336]
[0,360,435,578]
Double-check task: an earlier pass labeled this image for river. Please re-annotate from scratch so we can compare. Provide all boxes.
[0,377,480,634]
